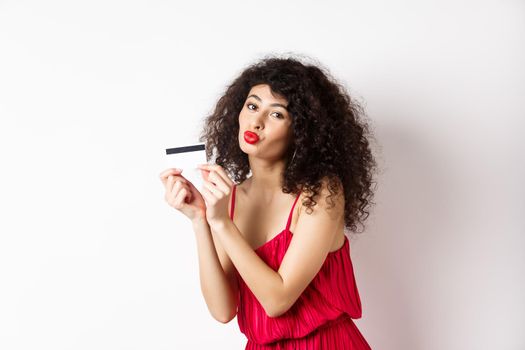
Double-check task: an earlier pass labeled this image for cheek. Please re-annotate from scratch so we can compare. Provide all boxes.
[238,112,247,127]
[277,123,292,138]
[265,126,289,146]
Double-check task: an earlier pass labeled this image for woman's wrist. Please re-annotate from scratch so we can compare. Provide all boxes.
[191,214,208,228]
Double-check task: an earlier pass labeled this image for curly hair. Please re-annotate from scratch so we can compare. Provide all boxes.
[198,53,379,235]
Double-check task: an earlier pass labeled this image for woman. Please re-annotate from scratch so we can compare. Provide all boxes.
[159,55,377,349]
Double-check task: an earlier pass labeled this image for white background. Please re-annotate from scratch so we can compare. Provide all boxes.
[1,0,524,349]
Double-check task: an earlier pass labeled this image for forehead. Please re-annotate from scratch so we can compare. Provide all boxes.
[247,84,288,103]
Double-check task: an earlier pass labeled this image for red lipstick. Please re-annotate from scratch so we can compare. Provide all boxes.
[244,131,259,144]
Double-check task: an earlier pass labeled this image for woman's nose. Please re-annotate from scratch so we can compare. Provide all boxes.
[250,113,264,129]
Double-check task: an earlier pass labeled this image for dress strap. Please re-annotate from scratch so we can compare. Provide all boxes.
[285,191,301,232]
[229,184,237,220]
[231,184,299,230]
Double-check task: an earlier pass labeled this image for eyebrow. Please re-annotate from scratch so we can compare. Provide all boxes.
[247,94,288,111]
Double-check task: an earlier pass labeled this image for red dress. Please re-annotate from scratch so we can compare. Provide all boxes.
[230,184,372,349]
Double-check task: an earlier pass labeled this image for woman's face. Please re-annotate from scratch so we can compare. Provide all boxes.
[238,84,293,161]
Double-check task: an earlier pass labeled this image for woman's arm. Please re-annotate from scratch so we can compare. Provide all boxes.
[192,216,239,323]
[211,178,344,318]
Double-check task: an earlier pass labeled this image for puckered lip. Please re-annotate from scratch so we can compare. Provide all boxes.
[244,130,260,138]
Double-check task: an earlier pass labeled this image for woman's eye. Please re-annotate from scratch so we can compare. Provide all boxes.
[246,103,283,119]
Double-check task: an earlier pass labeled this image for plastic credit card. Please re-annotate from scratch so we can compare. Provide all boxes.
[165,144,207,192]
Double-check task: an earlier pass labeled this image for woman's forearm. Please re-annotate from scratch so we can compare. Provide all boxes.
[210,219,284,318]
[191,217,237,323]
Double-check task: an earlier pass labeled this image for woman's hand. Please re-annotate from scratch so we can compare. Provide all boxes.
[197,164,235,227]
[159,168,207,221]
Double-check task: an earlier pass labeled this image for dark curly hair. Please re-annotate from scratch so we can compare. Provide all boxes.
[198,53,379,235]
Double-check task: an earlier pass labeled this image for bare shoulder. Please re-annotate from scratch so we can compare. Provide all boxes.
[292,177,345,249]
